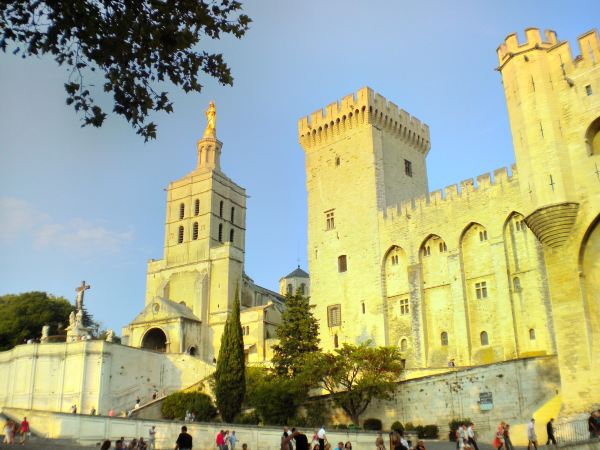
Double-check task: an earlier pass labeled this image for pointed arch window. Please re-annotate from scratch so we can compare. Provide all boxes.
[177,226,184,244]
[192,222,199,240]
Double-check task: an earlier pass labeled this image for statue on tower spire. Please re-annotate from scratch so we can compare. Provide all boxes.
[203,101,217,138]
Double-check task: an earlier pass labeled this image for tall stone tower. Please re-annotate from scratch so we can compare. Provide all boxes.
[126,102,247,361]
[497,28,600,413]
[298,87,430,351]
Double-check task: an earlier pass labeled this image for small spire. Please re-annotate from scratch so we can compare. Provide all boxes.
[203,101,216,138]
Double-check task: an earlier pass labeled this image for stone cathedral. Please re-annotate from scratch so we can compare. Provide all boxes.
[121,101,287,364]
[299,28,600,415]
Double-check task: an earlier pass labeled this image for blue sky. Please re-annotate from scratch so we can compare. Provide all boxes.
[0,0,596,333]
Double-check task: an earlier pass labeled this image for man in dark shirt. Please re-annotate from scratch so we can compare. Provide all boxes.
[546,418,556,446]
[175,426,193,450]
[283,429,308,450]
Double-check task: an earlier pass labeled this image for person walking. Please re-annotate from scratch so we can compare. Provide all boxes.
[467,423,479,450]
[229,431,237,450]
[493,422,505,450]
[528,419,538,450]
[148,425,156,450]
[503,424,513,450]
[376,433,386,450]
[216,430,226,450]
[19,416,30,445]
[175,426,193,450]
[317,426,327,450]
[546,419,556,446]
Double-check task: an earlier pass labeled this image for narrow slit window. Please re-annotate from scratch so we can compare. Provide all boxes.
[179,203,185,220]
[230,207,235,223]
[192,222,199,240]
[404,159,413,177]
[229,229,234,243]
[480,331,489,346]
[441,332,448,346]
[194,199,200,216]
[338,255,347,272]
[219,200,224,218]
[178,226,184,244]
[218,223,223,242]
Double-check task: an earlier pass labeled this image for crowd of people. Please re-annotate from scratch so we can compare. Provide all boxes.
[2,417,29,445]
[99,426,157,450]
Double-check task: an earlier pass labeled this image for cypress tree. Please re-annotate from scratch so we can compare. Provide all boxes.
[272,290,320,377]
[214,284,245,422]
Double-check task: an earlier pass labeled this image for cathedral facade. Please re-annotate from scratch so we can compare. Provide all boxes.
[299,28,600,414]
[122,103,286,364]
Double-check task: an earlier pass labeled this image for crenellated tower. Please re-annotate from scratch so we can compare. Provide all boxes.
[498,28,600,414]
[497,28,600,246]
[299,86,430,352]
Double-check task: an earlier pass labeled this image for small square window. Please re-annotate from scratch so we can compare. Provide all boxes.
[585,84,592,96]
[404,159,413,177]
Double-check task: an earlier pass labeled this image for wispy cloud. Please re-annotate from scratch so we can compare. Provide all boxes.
[0,197,133,256]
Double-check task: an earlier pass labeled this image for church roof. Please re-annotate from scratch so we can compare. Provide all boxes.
[129,297,201,326]
[282,266,309,279]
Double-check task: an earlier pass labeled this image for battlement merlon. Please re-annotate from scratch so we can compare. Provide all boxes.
[380,165,519,221]
[497,28,600,69]
[298,86,431,155]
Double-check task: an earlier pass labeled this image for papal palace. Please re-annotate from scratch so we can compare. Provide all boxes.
[0,27,599,442]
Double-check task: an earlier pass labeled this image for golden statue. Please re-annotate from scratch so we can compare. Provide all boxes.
[203,101,216,138]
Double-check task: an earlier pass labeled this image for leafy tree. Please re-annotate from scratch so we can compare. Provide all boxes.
[0,1,251,140]
[272,290,320,377]
[244,367,305,426]
[161,391,217,421]
[311,342,404,425]
[0,291,103,350]
[0,291,73,350]
[214,285,245,422]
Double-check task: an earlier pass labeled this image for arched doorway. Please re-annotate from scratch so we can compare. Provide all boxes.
[141,328,167,352]
[188,346,197,356]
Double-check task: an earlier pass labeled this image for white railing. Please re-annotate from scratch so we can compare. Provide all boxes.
[554,417,596,446]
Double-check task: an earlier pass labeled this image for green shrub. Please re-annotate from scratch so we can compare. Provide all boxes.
[404,422,416,432]
[161,391,217,421]
[235,410,260,425]
[363,418,383,431]
[391,421,404,433]
[348,423,360,431]
[448,419,471,441]
[419,425,439,439]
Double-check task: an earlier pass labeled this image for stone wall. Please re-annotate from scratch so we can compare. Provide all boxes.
[2,407,383,450]
[0,340,214,415]
[323,356,561,446]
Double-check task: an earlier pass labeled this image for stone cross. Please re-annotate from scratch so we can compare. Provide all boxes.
[75,280,90,311]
